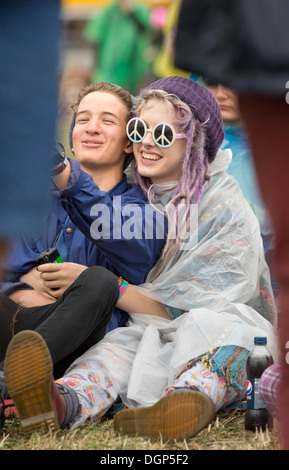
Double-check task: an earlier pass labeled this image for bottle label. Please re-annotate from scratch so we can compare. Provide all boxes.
[246,379,266,409]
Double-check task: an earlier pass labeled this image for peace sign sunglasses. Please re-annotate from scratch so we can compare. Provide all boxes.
[126,117,186,148]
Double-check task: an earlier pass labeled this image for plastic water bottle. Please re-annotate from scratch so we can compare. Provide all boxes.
[245,336,274,431]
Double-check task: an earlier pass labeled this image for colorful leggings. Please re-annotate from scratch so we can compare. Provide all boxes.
[57,345,249,429]
[166,346,249,411]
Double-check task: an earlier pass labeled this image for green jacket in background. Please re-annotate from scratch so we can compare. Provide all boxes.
[84,1,155,94]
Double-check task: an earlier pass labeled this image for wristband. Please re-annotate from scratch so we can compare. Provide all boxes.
[118,276,129,299]
[51,157,68,176]
[53,142,66,165]
[52,142,68,176]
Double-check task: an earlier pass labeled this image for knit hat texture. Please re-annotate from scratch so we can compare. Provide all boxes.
[141,76,224,162]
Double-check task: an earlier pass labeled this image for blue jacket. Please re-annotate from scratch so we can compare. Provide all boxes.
[1,159,167,331]
[221,125,273,245]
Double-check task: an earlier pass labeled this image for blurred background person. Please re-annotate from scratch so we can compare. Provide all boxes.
[203,79,276,295]
[83,0,157,94]
[0,0,61,275]
[152,0,190,80]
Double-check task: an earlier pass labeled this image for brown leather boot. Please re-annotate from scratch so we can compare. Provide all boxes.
[4,330,78,436]
[114,390,215,442]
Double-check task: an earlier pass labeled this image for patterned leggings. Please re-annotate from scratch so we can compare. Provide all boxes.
[57,345,249,429]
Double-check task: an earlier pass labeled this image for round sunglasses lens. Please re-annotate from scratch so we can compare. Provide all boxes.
[154,124,174,147]
[127,119,146,142]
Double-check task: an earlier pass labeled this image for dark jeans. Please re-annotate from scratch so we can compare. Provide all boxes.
[0,266,119,378]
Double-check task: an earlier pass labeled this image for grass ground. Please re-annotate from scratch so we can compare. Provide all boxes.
[0,409,279,451]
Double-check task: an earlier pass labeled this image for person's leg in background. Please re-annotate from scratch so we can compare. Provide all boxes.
[259,363,281,418]
[0,0,61,271]
[239,95,289,449]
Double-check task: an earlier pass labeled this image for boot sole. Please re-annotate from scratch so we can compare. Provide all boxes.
[114,390,215,441]
[4,330,59,437]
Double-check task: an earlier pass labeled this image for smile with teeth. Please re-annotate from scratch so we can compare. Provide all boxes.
[82,140,103,146]
[141,151,162,162]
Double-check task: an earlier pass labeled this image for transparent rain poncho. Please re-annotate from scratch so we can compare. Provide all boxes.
[67,149,277,409]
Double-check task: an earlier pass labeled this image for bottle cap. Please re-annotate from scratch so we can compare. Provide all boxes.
[254,336,267,345]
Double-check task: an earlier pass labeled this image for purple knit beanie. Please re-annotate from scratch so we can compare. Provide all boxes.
[141,76,224,163]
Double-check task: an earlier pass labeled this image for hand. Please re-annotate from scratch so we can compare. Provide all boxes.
[20,266,46,291]
[37,262,88,299]
[20,266,58,301]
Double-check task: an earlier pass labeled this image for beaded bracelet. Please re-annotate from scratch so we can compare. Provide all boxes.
[118,276,129,299]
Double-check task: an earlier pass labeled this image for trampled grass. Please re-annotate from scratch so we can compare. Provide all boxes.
[0,409,280,451]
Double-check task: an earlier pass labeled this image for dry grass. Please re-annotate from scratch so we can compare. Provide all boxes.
[0,410,280,451]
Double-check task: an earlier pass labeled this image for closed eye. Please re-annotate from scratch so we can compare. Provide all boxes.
[76,117,89,123]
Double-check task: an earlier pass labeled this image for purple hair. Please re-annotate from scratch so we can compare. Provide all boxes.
[131,90,210,280]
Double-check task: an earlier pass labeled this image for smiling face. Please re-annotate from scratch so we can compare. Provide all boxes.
[72,91,132,173]
[133,99,187,185]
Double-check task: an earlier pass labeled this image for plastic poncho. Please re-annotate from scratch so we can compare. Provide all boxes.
[69,149,277,409]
